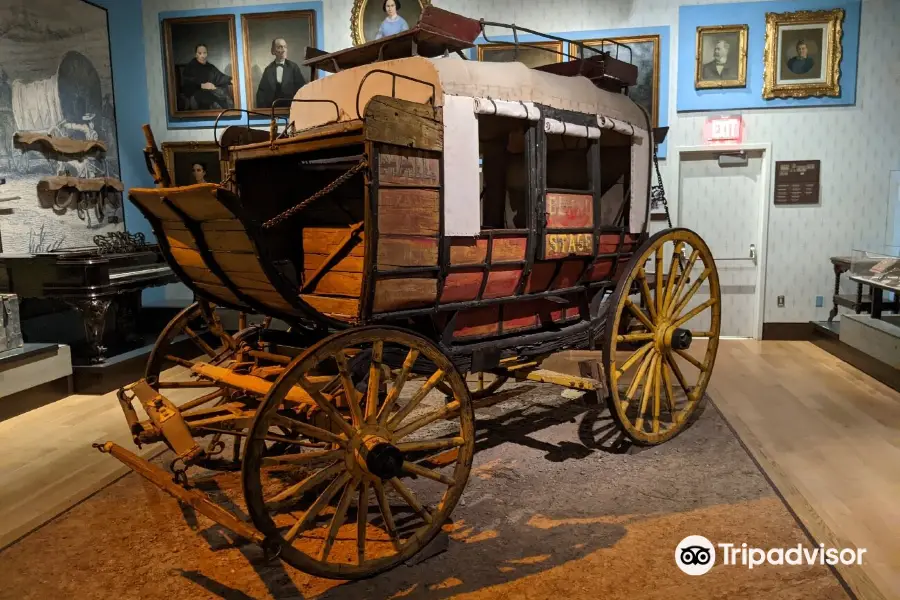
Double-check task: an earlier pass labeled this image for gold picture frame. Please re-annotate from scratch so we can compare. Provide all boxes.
[695,24,748,89]
[569,35,660,128]
[350,0,431,46]
[162,15,241,119]
[162,141,223,187]
[477,41,564,69]
[763,8,844,99]
[241,10,318,114]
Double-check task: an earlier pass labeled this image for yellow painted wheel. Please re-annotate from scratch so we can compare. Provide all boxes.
[603,228,721,445]
[243,326,475,580]
[466,372,508,399]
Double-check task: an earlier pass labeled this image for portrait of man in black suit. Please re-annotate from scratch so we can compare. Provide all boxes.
[695,25,747,89]
[242,10,317,113]
[255,38,306,110]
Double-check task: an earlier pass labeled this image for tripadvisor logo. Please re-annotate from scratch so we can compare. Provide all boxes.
[675,536,867,575]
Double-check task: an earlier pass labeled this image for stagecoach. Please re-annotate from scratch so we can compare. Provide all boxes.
[96,8,722,580]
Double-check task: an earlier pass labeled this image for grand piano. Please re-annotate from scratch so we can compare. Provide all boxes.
[0,232,178,364]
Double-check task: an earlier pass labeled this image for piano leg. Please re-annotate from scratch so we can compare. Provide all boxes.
[115,291,143,345]
[69,298,112,364]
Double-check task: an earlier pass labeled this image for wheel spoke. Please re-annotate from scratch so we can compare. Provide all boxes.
[675,348,705,371]
[624,348,655,402]
[616,332,655,343]
[625,298,655,332]
[183,325,216,357]
[634,353,658,430]
[478,372,485,392]
[662,241,684,314]
[651,356,662,434]
[670,267,711,321]
[265,462,344,506]
[387,369,446,431]
[664,352,692,398]
[395,437,465,453]
[654,244,664,316]
[637,268,657,322]
[357,480,369,564]
[365,341,384,422]
[615,341,653,378]
[672,297,716,329]
[270,414,346,447]
[334,351,363,428]
[389,477,433,524]
[285,471,352,542]
[393,400,459,440]
[661,360,677,416]
[262,448,344,467]
[377,349,420,426]
[373,479,402,550]
[296,376,356,439]
[319,479,358,561]
[402,461,455,486]
[665,248,699,316]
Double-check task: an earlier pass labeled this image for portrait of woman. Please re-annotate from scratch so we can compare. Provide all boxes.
[179,43,234,111]
[191,161,208,184]
[375,0,408,39]
[162,14,241,118]
[351,0,430,45]
[162,142,222,187]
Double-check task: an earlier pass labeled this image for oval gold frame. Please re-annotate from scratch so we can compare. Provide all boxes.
[350,0,432,46]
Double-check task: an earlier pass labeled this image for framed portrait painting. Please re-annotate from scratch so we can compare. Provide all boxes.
[570,35,660,128]
[477,42,564,69]
[162,142,222,187]
[242,10,317,114]
[695,25,748,89]
[763,9,844,99]
[162,15,241,119]
[351,0,431,46]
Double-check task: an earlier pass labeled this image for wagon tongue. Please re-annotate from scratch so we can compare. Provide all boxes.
[93,441,266,546]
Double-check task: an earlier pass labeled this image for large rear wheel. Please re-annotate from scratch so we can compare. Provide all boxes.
[603,228,721,445]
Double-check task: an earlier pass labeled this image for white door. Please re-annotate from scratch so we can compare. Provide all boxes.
[677,149,766,338]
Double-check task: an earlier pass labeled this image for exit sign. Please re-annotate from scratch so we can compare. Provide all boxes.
[704,116,744,144]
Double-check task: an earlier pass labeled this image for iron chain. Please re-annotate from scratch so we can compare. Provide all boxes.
[650,139,672,229]
[261,159,368,229]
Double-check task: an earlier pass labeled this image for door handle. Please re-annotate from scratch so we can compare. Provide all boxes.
[749,244,757,264]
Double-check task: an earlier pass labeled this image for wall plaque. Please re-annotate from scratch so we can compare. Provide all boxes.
[774,160,820,205]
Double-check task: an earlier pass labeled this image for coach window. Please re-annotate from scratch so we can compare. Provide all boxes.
[478,114,529,230]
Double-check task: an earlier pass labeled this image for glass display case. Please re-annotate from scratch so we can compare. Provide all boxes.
[849,249,900,292]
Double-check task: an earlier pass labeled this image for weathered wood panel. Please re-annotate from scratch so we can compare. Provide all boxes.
[552,260,587,289]
[304,254,365,273]
[168,193,235,222]
[598,233,639,254]
[303,228,366,256]
[165,228,196,250]
[372,278,437,312]
[546,193,593,228]
[377,236,439,268]
[585,258,629,281]
[365,97,442,152]
[303,271,363,297]
[211,252,266,274]
[226,273,280,292]
[300,295,359,320]
[483,267,522,299]
[449,238,487,265]
[378,189,439,236]
[194,282,246,307]
[129,190,180,221]
[491,237,528,262]
[526,262,556,294]
[545,232,593,259]
[440,271,483,303]
[453,306,500,338]
[170,247,206,270]
[181,266,225,286]
[203,231,255,253]
[243,290,300,313]
[378,146,440,187]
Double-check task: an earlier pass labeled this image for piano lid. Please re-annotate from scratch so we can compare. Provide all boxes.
[304,6,482,73]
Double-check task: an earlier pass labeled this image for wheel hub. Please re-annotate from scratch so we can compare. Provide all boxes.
[670,328,692,350]
[365,442,404,479]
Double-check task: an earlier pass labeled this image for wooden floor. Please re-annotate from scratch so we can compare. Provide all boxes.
[708,340,900,600]
[0,341,897,599]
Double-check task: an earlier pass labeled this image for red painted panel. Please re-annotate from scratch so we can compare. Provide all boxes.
[441,270,483,303]
[546,193,593,228]
[526,262,556,293]
[551,260,587,289]
[483,267,522,299]
[598,232,642,254]
[454,306,500,338]
[492,236,528,262]
[449,237,488,265]
[502,301,539,333]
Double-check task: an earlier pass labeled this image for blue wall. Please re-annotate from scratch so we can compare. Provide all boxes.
[472,26,671,157]
[160,2,326,129]
[677,0,861,112]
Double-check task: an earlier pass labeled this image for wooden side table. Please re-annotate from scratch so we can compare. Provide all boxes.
[828,256,872,322]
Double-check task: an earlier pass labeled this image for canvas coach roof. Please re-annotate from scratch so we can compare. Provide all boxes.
[289,56,649,133]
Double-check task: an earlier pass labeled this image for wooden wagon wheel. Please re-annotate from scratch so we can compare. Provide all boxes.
[603,228,721,445]
[465,372,508,400]
[242,326,475,580]
[145,301,273,467]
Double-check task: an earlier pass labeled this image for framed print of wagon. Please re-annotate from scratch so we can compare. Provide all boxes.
[99,7,722,582]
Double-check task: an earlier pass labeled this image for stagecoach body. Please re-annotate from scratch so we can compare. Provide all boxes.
[101,9,722,581]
